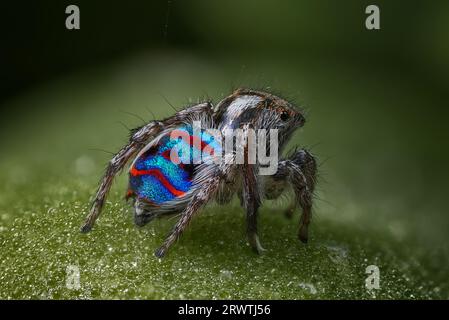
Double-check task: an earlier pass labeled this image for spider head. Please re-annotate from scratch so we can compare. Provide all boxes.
[222,88,305,147]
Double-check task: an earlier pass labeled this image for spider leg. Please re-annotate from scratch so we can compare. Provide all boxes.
[274,149,317,243]
[81,121,163,232]
[262,174,291,218]
[242,144,265,254]
[154,170,224,258]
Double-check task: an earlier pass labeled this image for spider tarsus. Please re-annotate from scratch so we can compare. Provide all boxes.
[154,247,166,258]
[248,234,266,254]
[80,224,92,233]
[298,226,309,244]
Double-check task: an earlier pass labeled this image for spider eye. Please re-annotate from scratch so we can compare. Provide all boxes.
[280,111,290,121]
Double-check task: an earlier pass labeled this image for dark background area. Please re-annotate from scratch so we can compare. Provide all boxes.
[2,0,449,102]
[1,1,180,101]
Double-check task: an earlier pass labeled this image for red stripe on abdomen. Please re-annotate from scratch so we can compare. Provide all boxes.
[130,167,185,197]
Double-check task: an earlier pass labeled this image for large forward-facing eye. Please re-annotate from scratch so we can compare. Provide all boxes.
[280,111,290,121]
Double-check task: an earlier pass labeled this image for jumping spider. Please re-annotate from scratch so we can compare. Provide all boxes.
[81,88,317,258]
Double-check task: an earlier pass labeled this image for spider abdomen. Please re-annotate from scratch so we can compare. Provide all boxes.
[127,125,219,206]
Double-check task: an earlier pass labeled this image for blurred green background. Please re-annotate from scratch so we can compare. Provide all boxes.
[0,0,448,299]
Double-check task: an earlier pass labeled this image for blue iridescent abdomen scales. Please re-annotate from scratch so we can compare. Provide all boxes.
[127,125,220,206]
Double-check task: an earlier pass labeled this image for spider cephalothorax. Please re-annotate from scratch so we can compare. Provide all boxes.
[81,88,317,258]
